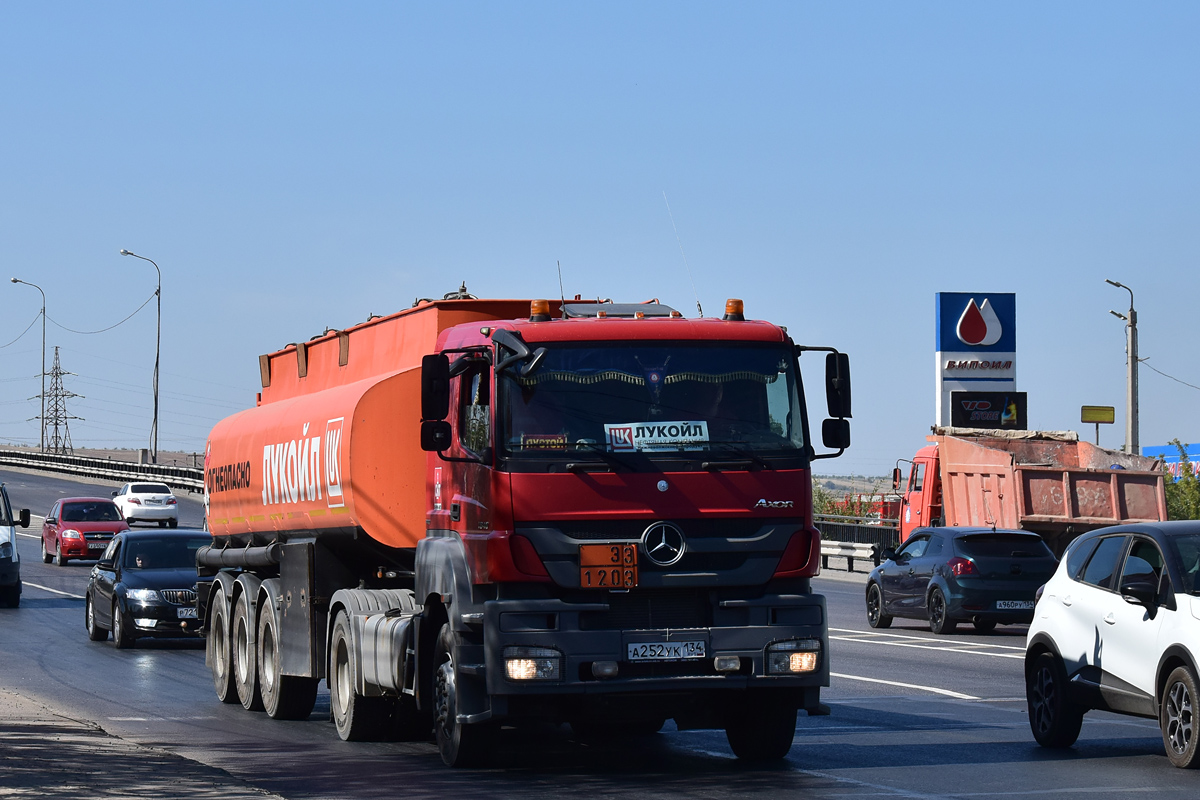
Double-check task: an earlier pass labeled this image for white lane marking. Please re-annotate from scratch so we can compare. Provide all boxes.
[21,582,85,600]
[108,716,218,722]
[831,672,979,700]
[831,633,1025,661]
[831,626,1026,651]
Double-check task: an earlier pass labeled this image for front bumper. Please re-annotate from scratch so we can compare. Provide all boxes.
[465,591,828,721]
[120,598,200,636]
[62,539,110,559]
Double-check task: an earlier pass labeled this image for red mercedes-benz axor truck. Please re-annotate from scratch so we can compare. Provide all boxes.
[198,291,852,766]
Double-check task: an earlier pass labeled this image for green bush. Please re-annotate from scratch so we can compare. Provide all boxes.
[1166,439,1200,521]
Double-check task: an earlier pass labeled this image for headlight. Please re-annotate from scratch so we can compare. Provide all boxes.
[61,529,83,540]
[0,542,12,559]
[766,639,821,674]
[126,589,161,603]
[503,646,562,681]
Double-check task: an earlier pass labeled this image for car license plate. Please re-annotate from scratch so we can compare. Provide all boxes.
[88,542,107,550]
[627,641,706,662]
[996,600,1035,610]
[579,543,638,589]
[177,607,198,619]
[147,499,162,505]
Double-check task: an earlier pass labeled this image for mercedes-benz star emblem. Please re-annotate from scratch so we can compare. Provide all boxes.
[641,521,686,567]
[656,480,669,492]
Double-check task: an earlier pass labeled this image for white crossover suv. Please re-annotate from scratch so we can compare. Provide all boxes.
[1025,521,1200,768]
[111,482,179,527]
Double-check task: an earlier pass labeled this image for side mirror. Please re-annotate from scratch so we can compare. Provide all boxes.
[111,491,118,497]
[825,352,852,419]
[1120,578,1158,610]
[821,418,850,450]
[97,558,114,570]
[17,509,29,529]
[421,354,450,421]
[46,517,56,525]
[420,420,452,452]
[891,467,902,492]
[880,547,898,562]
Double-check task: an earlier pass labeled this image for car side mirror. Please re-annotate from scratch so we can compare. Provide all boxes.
[17,509,29,528]
[97,558,114,570]
[892,468,902,491]
[822,418,850,450]
[1120,578,1158,610]
[111,491,118,497]
[880,547,898,562]
[420,420,452,452]
[46,517,56,525]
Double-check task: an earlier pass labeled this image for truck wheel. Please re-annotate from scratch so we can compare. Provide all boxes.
[112,601,135,649]
[233,592,264,711]
[1027,652,1083,748]
[85,594,107,641]
[208,585,239,704]
[725,693,797,761]
[928,588,956,634]
[258,603,317,720]
[329,610,389,740]
[433,622,491,767]
[866,583,892,629]
[1,584,19,608]
[1161,666,1200,768]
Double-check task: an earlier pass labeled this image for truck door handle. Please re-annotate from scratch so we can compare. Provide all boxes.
[1104,612,1116,625]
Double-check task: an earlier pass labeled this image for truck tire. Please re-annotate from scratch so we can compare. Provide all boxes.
[208,584,239,704]
[928,587,956,635]
[329,610,390,741]
[257,602,317,720]
[433,622,491,767]
[1027,652,1083,748]
[233,592,264,711]
[85,593,107,641]
[866,583,892,629]
[724,693,797,761]
[112,601,135,649]
[0,584,19,608]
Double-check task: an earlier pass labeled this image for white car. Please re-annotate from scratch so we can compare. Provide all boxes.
[112,483,179,527]
[1026,521,1200,768]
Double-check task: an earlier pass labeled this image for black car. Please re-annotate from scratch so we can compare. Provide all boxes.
[866,527,1058,634]
[85,528,211,648]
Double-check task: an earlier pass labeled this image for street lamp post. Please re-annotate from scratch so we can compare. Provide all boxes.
[1106,279,1139,456]
[119,249,161,464]
[10,278,46,452]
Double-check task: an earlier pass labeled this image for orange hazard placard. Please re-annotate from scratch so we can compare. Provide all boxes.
[579,543,638,589]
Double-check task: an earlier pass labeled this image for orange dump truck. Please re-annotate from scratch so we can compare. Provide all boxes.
[198,291,853,766]
[894,428,1167,552]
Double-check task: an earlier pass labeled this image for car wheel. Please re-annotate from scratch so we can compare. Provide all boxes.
[1162,666,1200,768]
[724,691,798,761]
[167,519,178,529]
[973,619,997,634]
[112,601,135,649]
[433,622,492,766]
[55,540,68,567]
[928,587,956,634]
[86,594,108,641]
[258,601,317,720]
[1027,651,1083,748]
[329,610,392,741]
[41,537,52,564]
[232,591,263,711]
[207,584,239,704]
[866,583,892,629]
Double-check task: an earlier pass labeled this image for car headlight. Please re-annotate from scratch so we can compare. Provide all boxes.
[61,529,83,540]
[503,646,562,681]
[766,638,822,674]
[0,542,12,559]
[126,589,161,603]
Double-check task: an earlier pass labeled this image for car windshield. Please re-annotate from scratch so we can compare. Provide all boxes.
[123,537,210,570]
[957,533,1054,559]
[132,484,171,494]
[1168,533,1200,594]
[61,502,122,523]
[500,342,805,460]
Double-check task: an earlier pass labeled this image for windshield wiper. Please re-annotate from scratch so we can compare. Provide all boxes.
[703,443,771,471]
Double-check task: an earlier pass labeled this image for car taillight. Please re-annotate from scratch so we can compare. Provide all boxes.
[947,557,978,576]
[128,498,142,505]
[167,498,177,505]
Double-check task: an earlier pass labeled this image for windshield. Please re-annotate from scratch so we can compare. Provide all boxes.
[123,537,210,570]
[61,501,122,523]
[500,342,805,460]
[1169,533,1200,594]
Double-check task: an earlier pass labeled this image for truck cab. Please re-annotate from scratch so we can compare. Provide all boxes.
[898,444,943,541]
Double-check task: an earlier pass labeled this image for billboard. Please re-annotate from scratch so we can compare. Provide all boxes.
[949,391,1027,430]
[935,293,1017,426]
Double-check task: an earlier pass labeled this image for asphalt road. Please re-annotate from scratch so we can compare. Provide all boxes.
[1,470,1194,798]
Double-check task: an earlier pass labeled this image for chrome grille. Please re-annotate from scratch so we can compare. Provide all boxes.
[161,589,197,605]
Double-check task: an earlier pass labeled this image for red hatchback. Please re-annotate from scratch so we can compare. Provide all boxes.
[42,498,129,566]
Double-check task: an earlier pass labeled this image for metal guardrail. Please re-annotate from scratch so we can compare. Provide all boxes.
[0,449,204,492]
[814,515,900,550]
[820,540,878,573]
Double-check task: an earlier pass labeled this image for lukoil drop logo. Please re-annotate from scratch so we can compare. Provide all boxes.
[956,298,1003,346]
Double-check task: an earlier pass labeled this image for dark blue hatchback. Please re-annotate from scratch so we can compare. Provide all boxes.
[865,527,1058,634]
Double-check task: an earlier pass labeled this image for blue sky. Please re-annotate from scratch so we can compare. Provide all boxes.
[1,3,1197,475]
